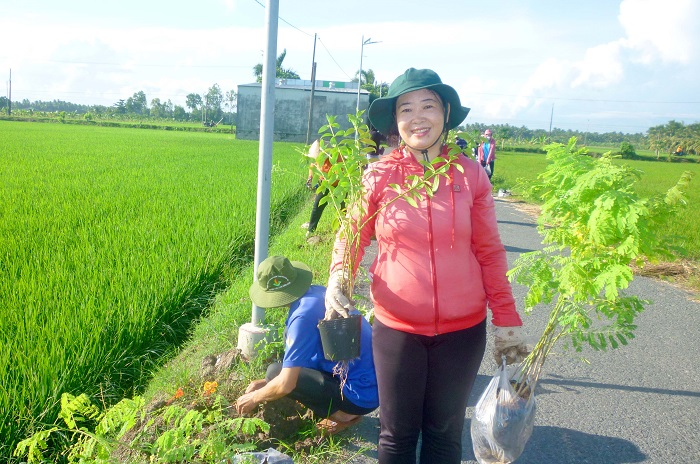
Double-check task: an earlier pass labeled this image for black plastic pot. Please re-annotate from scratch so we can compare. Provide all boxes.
[317,314,362,361]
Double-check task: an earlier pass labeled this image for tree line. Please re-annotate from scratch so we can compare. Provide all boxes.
[1,84,236,125]
[647,120,699,157]
[455,121,698,156]
[3,92,696,155]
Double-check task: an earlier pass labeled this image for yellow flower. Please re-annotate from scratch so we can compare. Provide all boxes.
[203,381,218,396]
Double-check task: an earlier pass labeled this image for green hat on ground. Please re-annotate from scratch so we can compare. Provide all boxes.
[249,255,313,308]
[368,68,470,135]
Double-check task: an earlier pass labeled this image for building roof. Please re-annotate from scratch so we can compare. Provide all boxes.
[239,78,367,94]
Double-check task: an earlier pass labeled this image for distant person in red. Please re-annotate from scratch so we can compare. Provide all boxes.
[477,129,496,179]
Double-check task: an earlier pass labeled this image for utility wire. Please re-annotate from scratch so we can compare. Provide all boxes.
[474,91,700,105]
[317,37,352,80]
[250,0,351,80]
[251,0,314,37]
[43,60,251,69]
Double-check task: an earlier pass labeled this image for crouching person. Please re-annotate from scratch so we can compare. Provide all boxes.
[235,255,378,434]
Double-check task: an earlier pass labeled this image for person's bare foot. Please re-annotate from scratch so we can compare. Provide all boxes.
[317,415,362,435]
[329,411,359,423]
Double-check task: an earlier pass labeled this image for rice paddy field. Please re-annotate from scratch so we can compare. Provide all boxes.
[0,121,308,459]
[493,150,700,259]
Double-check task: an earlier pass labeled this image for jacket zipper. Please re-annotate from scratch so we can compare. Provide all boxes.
[426,193,440,335]
[420,149,441,335]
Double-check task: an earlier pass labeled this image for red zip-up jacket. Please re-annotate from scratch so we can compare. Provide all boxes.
[331,146,522,336]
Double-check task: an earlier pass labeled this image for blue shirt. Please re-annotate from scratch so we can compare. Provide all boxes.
[282,285,379,409]
[483,142,491,160]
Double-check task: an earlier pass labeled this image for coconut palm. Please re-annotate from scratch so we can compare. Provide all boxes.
[353,69,385,99]
[253,49,300,83]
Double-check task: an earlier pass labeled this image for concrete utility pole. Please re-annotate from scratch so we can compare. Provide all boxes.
[237,0,279,359]
[305,33,317,146]
[8,69,11,115]
[356,36,379,112]
[548,103,554,141]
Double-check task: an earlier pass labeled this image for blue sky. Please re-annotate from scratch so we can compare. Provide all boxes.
[2,0,698,134]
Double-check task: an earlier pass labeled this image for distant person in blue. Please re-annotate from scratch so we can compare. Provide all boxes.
[455,136,468,154]
[456,135,479,160]
[235,255,378,434]
[368,127,387,163]
[477,129,496,179]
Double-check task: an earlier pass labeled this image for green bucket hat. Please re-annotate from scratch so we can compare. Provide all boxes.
[249,255,313,308]
[368,68,470,135]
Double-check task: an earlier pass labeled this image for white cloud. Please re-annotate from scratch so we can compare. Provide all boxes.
[618,0,699,64]
[2,1,697,131]
[523,59,570,95]
[571,41,625,88]
[492,0,698,110]
[486,58,571,120]
[2,20,268,105]
[221,0,238,12]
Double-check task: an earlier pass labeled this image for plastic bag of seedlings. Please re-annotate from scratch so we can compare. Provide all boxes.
[231,447,294,463]
[471,359,536,464]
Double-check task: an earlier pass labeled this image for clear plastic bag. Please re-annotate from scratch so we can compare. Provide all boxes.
[471,360,536,464]
[231,447,294,464]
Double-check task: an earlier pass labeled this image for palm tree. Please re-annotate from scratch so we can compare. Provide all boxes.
[354,68,384,99]
[354,68,375,87]
[253,49,300,83]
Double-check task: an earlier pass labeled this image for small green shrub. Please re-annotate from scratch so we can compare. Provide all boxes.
[619,141,636,159]
[14,389,268,463]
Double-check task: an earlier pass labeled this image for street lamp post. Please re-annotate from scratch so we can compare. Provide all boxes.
[356,35,379,112]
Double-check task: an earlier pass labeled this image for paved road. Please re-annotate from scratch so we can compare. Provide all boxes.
[345,198,700,464]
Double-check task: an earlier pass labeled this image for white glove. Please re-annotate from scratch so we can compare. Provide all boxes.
[324,270,354,319]
[493,326,529,365]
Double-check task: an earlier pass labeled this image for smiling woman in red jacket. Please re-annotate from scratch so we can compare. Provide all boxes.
[324,68,528,464]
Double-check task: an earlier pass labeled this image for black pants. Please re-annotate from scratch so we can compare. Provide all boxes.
[372,318,487,464]
[307,189,330,233]
[265,363,374,418]
[307,188,345,234]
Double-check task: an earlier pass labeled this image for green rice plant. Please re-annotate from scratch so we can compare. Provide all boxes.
[488,152,549,195]
[622,159,700,259]
[0,121,308,461]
